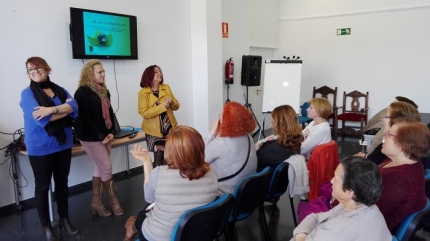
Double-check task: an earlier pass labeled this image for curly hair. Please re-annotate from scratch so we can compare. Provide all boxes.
[140,65,164,88]
[25,56,51,75]
[78,59,103,87]
[271,105,303,154]
[219,101,256,137]
[308,98,332,119]
[164,126,210,180]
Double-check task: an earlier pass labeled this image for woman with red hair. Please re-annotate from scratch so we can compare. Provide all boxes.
[205,101,258,195]
[123,126,218,241]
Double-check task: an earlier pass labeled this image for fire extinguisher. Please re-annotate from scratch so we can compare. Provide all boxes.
[225,57,234,84]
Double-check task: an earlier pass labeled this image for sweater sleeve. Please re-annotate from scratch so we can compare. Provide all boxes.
[144,167,159,204]
[204,135,222,164]
[301,122,331,155]
[376,164,414,232]
[63,87,78,119]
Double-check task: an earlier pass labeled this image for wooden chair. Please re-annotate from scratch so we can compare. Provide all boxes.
[312,86,338,129]
[335,90,369,138]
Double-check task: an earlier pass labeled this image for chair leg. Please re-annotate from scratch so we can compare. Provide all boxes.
[289,197,298,227]
[258,205,270,241]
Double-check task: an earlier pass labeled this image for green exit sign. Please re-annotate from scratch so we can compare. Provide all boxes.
[337,28,351,36]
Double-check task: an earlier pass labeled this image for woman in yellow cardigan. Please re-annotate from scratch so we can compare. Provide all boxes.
[138,65,180,167]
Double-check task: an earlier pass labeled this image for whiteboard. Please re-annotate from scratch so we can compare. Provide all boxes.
[262,60,302,113]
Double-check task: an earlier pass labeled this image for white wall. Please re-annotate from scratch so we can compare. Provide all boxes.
[0,0,197,206]
[277,1,430,117]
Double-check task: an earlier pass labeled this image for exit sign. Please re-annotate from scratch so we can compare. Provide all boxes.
[337,28,351,36]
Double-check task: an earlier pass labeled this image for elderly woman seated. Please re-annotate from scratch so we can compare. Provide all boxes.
[291,156,391,241]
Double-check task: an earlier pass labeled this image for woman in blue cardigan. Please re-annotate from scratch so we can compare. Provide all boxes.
[20,57,79,241]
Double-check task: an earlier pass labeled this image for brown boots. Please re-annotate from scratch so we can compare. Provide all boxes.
[124,216,138,241]
[102,178,124,216]
[91,177,124,216]
[91,177,112,217]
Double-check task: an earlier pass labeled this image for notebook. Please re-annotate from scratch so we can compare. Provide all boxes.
[113,113,138,139]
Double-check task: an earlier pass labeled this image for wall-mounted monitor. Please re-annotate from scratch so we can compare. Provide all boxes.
[70,7,138,60]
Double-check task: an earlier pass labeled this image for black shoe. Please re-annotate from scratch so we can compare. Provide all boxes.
[58,217,79,236]
[42,225,58,241]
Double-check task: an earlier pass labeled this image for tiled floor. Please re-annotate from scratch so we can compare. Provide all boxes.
[0,136,429,240]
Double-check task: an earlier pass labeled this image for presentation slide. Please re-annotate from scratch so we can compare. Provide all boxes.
[83,11,131,56]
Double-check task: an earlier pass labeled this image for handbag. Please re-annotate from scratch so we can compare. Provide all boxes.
[218,135,251,182]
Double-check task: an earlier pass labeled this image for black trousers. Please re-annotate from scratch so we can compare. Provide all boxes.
[29,148,72,227]
[135,203,151,241]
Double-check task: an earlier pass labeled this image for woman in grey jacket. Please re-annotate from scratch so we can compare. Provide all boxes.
[291,156,391,241]
[124,126,218,241]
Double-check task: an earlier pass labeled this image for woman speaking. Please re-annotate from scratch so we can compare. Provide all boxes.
[138,65,180,167]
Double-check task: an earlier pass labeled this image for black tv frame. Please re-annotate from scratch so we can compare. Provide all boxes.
[69,7,138,60]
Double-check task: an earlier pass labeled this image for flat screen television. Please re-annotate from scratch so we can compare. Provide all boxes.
[70,7,138,59]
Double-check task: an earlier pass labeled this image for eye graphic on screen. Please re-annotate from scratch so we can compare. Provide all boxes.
[86,31,113,47]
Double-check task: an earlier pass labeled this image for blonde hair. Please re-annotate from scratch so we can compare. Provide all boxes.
[308,98,332,119]
[78,59,103,87]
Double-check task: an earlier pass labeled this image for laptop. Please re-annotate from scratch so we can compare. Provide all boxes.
[113,113,138,139]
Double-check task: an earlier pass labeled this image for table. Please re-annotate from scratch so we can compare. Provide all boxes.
[16,131,146,224]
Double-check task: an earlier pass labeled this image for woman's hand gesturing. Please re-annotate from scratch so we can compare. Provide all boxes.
[130,144,152,164]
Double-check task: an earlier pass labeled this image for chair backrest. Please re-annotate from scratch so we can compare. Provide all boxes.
[342,90,369,115]
[393,198,430,241]
[229,166,272,222]
[266,162,289,199]
[306,140,339,201]
[171,193,235,241]
[313,85,338,110]
[300,102,310,117]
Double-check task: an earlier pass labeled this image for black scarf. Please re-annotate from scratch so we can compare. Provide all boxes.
[29,77,73,144]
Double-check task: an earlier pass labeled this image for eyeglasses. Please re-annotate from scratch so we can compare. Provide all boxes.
[384,131,397,138]
[27,67,43,74]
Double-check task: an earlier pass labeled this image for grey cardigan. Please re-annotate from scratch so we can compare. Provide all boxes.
[291,204,392,241]
[204,134,257,195]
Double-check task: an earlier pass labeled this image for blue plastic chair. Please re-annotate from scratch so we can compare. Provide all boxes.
[258,162,298,240]
[171,193,235,241]
[392,198,430,241]
[298,102,312,128]
[224,166,272,241]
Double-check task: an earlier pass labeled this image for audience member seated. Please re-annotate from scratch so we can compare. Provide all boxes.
[255,105,303,171]
[360,96,417,156]
[204,101,257,195]
[301,98,332,157]
[375,118,430,233]
[291,156,391,241]
[123,126,218,241]
[356,101,420,165]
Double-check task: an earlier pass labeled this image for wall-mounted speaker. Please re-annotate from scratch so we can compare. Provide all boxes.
[241,55,262,87]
